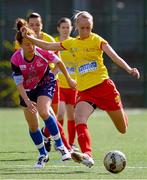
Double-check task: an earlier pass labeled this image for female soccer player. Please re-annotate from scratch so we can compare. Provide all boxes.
[26,12,74,152]
[56,17,78,150]
[21,11,140,168]
[43,17,78,151]
[14,12,55,49]
[11,18,76,168]
[14,12,68,152]
[15,12,58,116]
[26,12,60,115]
[26,12,57,151]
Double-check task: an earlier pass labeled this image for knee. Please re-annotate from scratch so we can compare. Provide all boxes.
[120,130,126,134]
[119,126,127,134]
[39,110,50,120]
[75,113,86,125]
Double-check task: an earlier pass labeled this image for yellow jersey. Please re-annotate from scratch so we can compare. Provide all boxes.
[55,36,76,88]
[61,33,109,91]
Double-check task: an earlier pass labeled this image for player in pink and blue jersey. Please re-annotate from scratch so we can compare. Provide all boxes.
[11,18,77,168]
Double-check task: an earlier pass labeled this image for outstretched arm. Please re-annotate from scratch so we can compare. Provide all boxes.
[21,27,64,51]
[102,43,140,79]
[26,34,63,51]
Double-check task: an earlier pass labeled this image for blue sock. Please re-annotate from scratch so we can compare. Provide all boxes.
[44,115,63,147]
[29,128,47,156]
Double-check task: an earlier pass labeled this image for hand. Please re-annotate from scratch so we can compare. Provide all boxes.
[25,99,37,113]
[128,68,140,79]
[67,78,77,89]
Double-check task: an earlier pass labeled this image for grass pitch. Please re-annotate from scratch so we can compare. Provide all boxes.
[0,108,147,179]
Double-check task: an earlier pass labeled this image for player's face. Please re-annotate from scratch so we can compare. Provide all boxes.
[21,38,35,56]
[77,18,93,39]
[28,17,42,35]
[57,22,72,37]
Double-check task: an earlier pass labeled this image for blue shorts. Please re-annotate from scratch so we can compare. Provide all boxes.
[20,72,56,107]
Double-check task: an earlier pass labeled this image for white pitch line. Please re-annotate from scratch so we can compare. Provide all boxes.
[14,164,85,168]
[11,164,147,169]
[127,166,147,169]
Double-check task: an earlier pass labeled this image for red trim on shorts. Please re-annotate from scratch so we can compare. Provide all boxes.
[60,42,67,50]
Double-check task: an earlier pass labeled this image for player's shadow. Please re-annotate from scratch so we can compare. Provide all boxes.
[0,151,35,162]
[0,158,32,162]
[0,171,107,175]
[0,151,35,154]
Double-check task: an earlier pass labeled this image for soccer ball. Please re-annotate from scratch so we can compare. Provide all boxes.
[103,150,127,173]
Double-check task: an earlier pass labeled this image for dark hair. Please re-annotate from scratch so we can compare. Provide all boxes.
[15,18,35,44]
[57,17,71,27]
[15,18,27,44]
[15,18,27,31]
[27,12,42,22]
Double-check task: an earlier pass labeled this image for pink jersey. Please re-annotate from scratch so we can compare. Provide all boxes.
[11,47,60,90]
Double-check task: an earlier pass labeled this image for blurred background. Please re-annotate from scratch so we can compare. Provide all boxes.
[0,0,146,108]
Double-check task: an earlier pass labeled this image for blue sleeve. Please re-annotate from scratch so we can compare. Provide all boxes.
[11,63,23,85]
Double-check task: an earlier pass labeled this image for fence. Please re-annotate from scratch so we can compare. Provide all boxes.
[0,0,146,107]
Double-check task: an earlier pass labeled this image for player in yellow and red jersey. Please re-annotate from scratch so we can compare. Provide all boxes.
[55,18,78,151]
[14,13,55,50]
[42,17,78,152]
[22,11,140,168]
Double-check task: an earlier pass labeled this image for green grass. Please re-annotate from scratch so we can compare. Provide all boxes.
[0,108,147,179]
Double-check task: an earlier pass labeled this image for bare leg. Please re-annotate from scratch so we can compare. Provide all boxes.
[57,101,66,125]
[75,101,94,125]
[23,107,39,131]
[107,108,128,134]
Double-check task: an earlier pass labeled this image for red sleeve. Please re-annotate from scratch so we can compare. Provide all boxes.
[60,42,67,50]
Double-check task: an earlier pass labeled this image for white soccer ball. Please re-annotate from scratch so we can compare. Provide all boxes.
[103,150,127,173]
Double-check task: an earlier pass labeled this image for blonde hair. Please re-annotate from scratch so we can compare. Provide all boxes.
[74,11,93,25]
